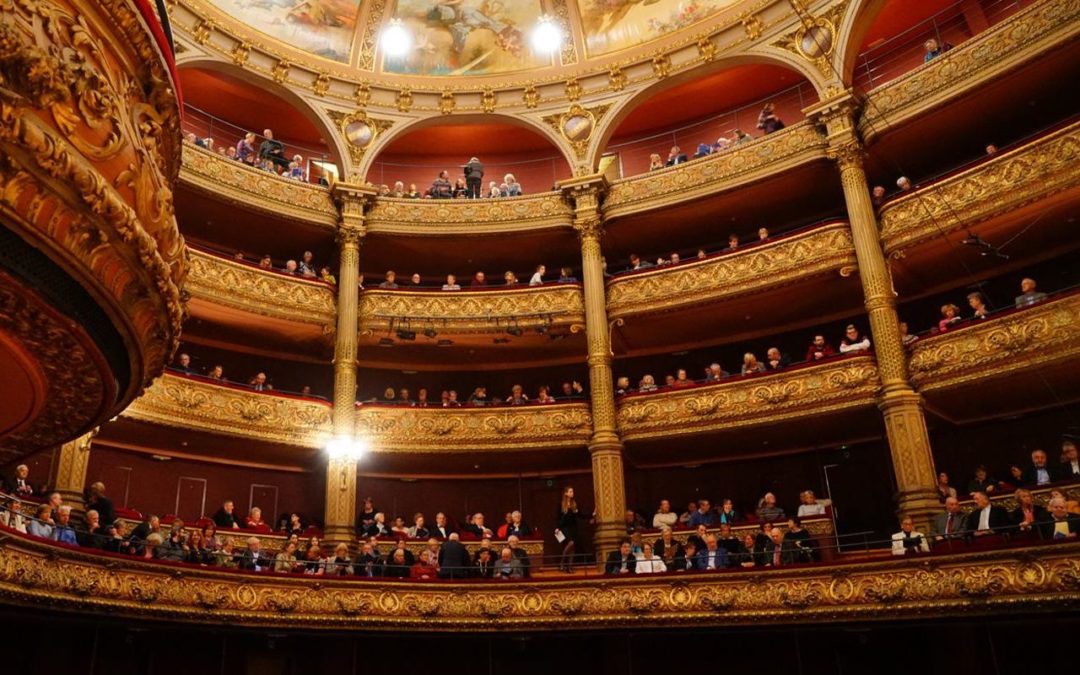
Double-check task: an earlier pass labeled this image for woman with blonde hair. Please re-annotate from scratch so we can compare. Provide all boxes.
[503,173,522,196]
[742,352,766,375]
[556,486,583,572]
[648,153,664,171]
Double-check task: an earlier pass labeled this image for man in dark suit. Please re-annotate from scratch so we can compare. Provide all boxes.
[85,482,115,527]
[1039,495,1080,540]
[930,497,965,541]
[763,529,799,566]
[1020,448,1055,487]
[463,512,492,539]
[437,533,472,579]
[507,535,532,578]
[1059,439,1080,479]
[604,539,637,575]
[212,500,240,529]
[4,464,35,497]
[464,157,484,198]
[503,511,532,539]
[238,537,270,571]
[431,511,456,539]
[964,491,1010,537]
[665,145,688,166]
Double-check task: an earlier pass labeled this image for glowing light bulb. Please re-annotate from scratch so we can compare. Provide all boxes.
[381,19,411,58]
[531,16,563,54]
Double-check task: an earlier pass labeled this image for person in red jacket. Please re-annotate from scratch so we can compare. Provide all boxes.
[805,335,836,362]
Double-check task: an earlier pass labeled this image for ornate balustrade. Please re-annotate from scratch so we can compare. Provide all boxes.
[179,142,338,228]
[859,0,1080,141]
[908,291,1080,393]
[0,530,1075,629]
[355,402,593,454]
[122,373,332,448]
[956,480,1080,512]
[879,120,1080,256]
[364,192,573,235]
[602,122,829,220]
[187,249,336,328]
[606,222,856,319]
[360,285,584,336]
[617,356,880,442]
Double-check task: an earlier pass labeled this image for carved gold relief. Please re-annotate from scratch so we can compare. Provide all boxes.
[542,103,611,161]
[365,192,573,234]
[606,222,856,319]
[326,109,394,167]
[617,357,880,441]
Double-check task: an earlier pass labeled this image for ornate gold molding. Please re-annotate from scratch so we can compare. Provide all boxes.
[606,222,856,319]
[859,0,1080,140]
[122,373,332,449]
[909,292,1080,393]
[355,403,593,454]
[957,481,1080,514]
[364,192,574,235]
[617,356,880,442]
[187,249,337,328]
[879,120,1080,255]
[0,533,1076,629]
[179,142,338,229]
[603,122,828,219]
[359,286,585,336]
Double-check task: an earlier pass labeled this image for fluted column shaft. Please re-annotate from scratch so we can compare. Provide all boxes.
[52,430,97,514]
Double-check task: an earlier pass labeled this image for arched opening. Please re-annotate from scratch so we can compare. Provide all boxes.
[178,65,340,182]
[368,116,574,196]
[600,62,816,178]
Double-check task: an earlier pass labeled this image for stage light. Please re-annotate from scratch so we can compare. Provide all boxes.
[381,19,411,58]
[531,16,563,54]
[325,435,367,461]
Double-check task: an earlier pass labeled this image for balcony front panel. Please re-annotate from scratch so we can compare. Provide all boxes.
[859,0,1080,142]
[364,193,573,235]
[355,403,593,454]
[359,285,585,336]
[880,120,1080,257]
[0,532,1075,629]
[179,143,338,228]
[606,222,856,320]
[617,356,880,442]
[602,122,828,221]
[122,373,331,448]
[187,249,337,328]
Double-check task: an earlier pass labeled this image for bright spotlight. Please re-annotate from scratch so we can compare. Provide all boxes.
[531,16,563,54]
[326,435,367,461]
[381,19,412,58]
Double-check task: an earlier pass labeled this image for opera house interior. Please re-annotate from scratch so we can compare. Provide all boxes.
[1,0,1080,671]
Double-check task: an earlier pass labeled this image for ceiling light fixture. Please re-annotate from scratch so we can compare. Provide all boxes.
[381,19,412,58]
[326,435,367,461]
[531,16,563,54]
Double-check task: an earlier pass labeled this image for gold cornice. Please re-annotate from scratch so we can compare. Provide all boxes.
[879,120,1080,255]
[617,356,880,442]
[603,121,829,219]
[606,221,856,319]
[364,192,574,235]
[909,292,1080,393]
[858,0,1080,141]
[186,249,337,328]
[355,403,593,454]
[359,286,585,335]
[0,533,1076,629]
[179,142,338,229]
[122,373,332,449]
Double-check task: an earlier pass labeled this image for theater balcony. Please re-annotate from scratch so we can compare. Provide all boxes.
[617,356,882,465]
[365,192,573,236]
[909,290,1080,422]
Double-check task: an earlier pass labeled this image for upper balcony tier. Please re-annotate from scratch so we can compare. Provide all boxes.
[365,193,573,236]
[909,290,1080,423]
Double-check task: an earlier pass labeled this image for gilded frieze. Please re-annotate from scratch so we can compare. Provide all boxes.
[187,249,337,327]
[355,403,593,453]
[859,0,1080,140]
[364,192,574,234]
[179,142,338,228]
[603,122,829,219]
[606,222,856,318]
[0,534,1076,629]
[617,356,880,441]
[122,373,332,448]
[879,120,1080,255]
[359,286,585,335]
[908,293,1080,392]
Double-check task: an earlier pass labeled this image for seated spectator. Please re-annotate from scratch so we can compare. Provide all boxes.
[1021,449,1055,487]
[379,271,399,289]
[302,543,326,575]
[796,490,825,517]
[320,267,336,284]
[50,505,77,545]
[839,325,871,353]
[1014,277,1047,308]
[529,265,546,286]
[236,132,256,165]
[930,497,964,541]
[504,173,522,196]
[1060,439,1080,479]
[899,321,918,347]
[678,540,702,571]
[938,304,962,332]
[763,529,796,566]
[503,270,519,286]
[407,513,429,539]
[409,273,423,287]
[274,541,299,573]
[666,145,688,166]
[486,181,502,198]
[352,542,381,577]
[635,543,667,573]
[677,501,697,527]
[638,374,659,392]
[507,534,531,577]
[604,539,637,575]
[648,153,664,171]
[174,353,196,375]
[624,509,646,533]
[141,532,164,560]
[0,495,27,533]
[5,463,35,497]
[298,251,316,278]
[245,507,265,529]
[288,156,305,180]
[431,170,453,198]
[716,498,739,525]
[28,503,55,539]
[326,543,352,576]
[663,374,676,388]
[965,491,1009,537]
[891,516,929,556]
[1011,488,1047,533]
[653,526,683,565]
[213,500,240,529]
[185,529,212,565]
[687,524,708,552]
[896,176,912,191]
[561,381,586,400]
[441,274,461,291]
[652,500,678,530]
[786,518,817,562]
[756,102,785,134]
[671,369,694,388]
[726,234,739,251]
[1039,495,1080,539]
[250,372,269,392]
[383,548,411,578]
[871,185,886,206]
[536,386,556,404]
[706,362,728,381]
[557,267,578,283]
[506,385,528,406]
[615,376,631,396]
[936,472,958,502]
[366,512,390,537]
[494,547,524,579]
[967,465,999,495]
[470,271,487,287]
[157,522,187,561]
[806,335,835,361]
[756,493,785,522]
[465,512,493,539]
[923,37,952,62]
[742,353,766,375]
[967,292,989,320]
[732,129,753,144]
[502,511,531,539]
[77,509,103,548]
[758,227,770,242]
[391,516,409,534]
[700,534,729,570]
[688,500,718,527]
[467,387,488,406]
[258,128,287,171]
[764,348,789,371]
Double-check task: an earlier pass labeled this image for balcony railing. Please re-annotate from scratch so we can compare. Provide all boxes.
[606,221,855,319]
[879,118,1080,256]
[617,356,880,442]
[187,247,337,328]
[179,141,338,228]
[122,372,332,448]
[364,192,573,235]
[355,401,593,454]
[602,121,828,220]
[859,0,1080,141]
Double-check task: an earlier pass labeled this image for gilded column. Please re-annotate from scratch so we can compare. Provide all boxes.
[51,429,97,513]
[561,175,627,561]
[812,97,940,528]
[323,183,373,544]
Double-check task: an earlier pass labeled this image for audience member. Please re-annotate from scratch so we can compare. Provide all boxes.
[756,103,785,134]
[891,517,929,555]
[839,325,871,353]
[1014,277,1047,308]
[965,491,1008,537]
[923,37,952,62]
[1021,449,1054,487]
[666,145,688,166]
[936,472,958,502]
[1010,489,1047,533]
[756,493,785,522]
[1060,439,1080,479]
[604,539,637,574]
[796,490,825,517]
[1040,495,1080,539]
[806,335,835,361]
[700,534,729,570]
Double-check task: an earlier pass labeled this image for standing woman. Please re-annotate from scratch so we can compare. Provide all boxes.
[556,486,584,572]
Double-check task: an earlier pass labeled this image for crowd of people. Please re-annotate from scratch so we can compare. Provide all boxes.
[365,381,587,407]
[370,265,577,290]
[646,103,786,172]
[170,353,318,399]
[186,128,309,181]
